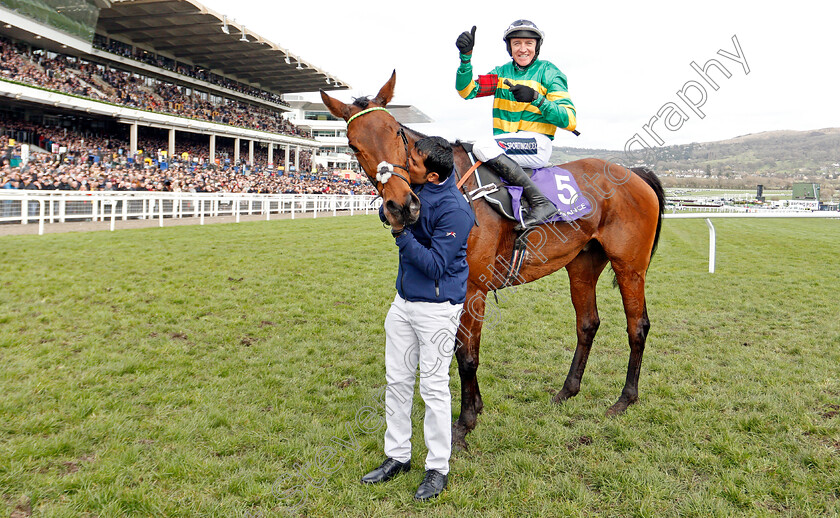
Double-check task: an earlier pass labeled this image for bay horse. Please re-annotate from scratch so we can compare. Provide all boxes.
[321,72,665,449]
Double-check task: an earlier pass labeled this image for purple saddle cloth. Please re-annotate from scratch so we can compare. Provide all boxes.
[507,166,593,223]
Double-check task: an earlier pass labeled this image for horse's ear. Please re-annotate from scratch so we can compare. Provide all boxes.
[320,89,351,120]
[372,70,397,107]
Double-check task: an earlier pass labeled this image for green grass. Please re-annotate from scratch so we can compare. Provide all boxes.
[1,217,839,517]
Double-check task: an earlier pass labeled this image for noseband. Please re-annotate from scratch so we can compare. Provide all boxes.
[346,107,412,191]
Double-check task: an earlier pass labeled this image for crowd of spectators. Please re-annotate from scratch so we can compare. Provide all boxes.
[0,38,309,138]
[1,121,374,196]
[0,39,102,99]
[0,114,316,170]
[93,35,289,107]
[1,158,372,195]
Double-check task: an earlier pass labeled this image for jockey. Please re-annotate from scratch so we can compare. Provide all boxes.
[455,20,578,229]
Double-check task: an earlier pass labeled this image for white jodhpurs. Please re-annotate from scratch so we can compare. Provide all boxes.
[472,131,554,169]
[383,294,463,475]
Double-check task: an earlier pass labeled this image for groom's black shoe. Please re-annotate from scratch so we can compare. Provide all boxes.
[414,469,448,501]
[361,458,410,484]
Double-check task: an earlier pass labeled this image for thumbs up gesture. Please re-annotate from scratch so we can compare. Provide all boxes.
[456,26,477,55]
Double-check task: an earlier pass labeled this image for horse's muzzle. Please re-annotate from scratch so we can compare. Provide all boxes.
[385,191,421,227]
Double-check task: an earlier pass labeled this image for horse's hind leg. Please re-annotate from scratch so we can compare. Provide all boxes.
[607,262,651,416]
[554,246,608,404]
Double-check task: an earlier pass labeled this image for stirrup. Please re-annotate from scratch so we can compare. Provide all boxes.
[516,205,558,231]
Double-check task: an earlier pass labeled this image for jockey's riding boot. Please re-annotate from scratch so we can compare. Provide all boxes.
[485,154,558,229]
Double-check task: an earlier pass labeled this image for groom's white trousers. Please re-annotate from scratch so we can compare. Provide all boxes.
[382,294,463,475]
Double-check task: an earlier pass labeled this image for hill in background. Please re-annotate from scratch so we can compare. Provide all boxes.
[550,127,840,198]
[551,127,840,177]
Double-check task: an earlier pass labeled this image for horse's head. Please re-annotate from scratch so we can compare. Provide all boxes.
[320,71,421,227]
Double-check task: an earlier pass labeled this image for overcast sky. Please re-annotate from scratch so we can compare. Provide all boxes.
[200,0,837,151]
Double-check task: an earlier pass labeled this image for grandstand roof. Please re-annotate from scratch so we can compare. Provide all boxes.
[97,0,350,95]
[288,101,433,125]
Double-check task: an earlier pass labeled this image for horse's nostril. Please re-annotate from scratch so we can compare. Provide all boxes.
[407,193,421,213]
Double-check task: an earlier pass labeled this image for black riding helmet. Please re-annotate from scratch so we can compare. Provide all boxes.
[503,19,544,62]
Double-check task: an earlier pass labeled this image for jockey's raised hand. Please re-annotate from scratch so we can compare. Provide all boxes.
[456,26,476,57]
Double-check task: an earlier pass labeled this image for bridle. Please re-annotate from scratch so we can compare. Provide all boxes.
[346,107,412,193]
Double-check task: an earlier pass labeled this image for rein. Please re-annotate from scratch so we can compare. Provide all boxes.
[456,160,483,190]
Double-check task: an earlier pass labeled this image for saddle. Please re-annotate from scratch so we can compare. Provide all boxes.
[459,143,519,221]
[459,143,592,225]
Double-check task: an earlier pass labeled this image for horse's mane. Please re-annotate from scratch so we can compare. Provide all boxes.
[350,98,458,146]
[401,124,428,142]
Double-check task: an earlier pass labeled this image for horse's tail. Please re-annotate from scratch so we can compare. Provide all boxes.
[631,166,665,262]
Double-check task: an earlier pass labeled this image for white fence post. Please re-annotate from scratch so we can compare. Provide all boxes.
[38,199,45,235]
[705,218,716,274]
[111,199,117,232]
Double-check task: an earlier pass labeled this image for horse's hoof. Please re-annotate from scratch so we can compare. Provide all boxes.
[605,404,624,417]
[606,398,637,417]
[452,436,470,453]
[552,388,575,404]
[451,423,470,452]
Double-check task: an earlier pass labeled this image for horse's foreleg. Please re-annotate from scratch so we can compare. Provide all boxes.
[608,265,650,416]
[452,286,488,451]
[554,248,608,404]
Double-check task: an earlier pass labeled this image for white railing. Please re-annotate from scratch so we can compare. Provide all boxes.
[0,191,382,234]
[4,192,837,273]
[666,206,745,213]
[665,211,840,219]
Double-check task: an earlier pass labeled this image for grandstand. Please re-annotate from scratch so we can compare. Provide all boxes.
[0,0,361,184]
